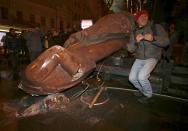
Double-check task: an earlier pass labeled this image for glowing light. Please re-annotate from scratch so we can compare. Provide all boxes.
[81,19,93,29]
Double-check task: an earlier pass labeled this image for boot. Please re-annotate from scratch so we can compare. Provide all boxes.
[133,91,143,97]
[137,96,153,104]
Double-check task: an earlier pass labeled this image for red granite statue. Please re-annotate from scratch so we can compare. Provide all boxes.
[18,12,133,95]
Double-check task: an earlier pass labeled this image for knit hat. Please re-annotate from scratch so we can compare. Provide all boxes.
[134,10,148,21]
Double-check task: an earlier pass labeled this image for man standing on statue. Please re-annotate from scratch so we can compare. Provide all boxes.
[127,10,170,104]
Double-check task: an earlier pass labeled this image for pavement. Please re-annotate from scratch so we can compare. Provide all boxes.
[0,77,188,131]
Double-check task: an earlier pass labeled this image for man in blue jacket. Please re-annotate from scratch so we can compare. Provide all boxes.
[127,10,170,104]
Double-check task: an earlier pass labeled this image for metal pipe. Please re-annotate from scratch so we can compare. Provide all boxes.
[89,82,105,108]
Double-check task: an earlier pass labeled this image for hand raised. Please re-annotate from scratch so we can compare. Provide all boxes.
[144,34,153,41]
[136,34,144,42]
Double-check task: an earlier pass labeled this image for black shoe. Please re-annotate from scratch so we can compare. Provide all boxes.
[137,96,153,104]
[133,91,143,97]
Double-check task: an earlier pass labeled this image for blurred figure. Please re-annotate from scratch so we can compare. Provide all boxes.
[60,27,71,45]
[24,25,44,62]
[18,30,30,64]
[165,23,179,62]
[0,35,6,54]
[48,29,62,47]
[4,28,20,80]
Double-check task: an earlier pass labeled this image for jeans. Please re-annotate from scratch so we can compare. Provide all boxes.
[129,58,158,98]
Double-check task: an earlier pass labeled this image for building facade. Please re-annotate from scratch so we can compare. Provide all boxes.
[0,0,106,32]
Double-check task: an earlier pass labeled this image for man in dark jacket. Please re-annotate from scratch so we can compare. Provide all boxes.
[127,10,170,104]
[4,28,20,80]
[24,26,44,61]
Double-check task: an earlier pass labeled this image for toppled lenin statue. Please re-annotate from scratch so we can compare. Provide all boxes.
[18,12,134,95]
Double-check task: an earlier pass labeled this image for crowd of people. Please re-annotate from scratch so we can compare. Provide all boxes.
[0,25,79,80]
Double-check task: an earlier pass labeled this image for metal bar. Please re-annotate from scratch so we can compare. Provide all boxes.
[89,82,105,108]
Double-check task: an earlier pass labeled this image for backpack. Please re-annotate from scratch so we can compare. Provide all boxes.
[151,22,170,61]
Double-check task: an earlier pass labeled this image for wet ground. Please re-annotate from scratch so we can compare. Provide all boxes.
[0,77,188,131]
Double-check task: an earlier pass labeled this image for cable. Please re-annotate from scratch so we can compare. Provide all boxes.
[106,86,188,103]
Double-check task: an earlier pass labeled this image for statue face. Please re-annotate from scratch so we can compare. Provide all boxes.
[136,14,148,27]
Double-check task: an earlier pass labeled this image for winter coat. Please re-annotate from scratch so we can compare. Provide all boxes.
[127,21,170,60]
[4,33,20,53]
